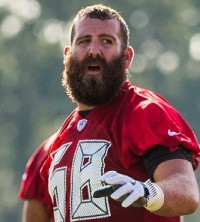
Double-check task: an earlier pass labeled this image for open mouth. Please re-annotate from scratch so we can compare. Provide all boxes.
[88,65,101,71]
[87,64,101,73]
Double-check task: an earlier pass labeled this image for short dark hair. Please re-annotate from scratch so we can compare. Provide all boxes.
[70,4,130,50]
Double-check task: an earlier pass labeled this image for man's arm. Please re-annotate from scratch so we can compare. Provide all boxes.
[153,159,199,216]
[95,159,199,217]
[22,199,52,222]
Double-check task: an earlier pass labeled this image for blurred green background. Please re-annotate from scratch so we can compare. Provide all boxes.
[0,0,200,221]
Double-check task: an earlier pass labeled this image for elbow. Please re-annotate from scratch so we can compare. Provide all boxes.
[186,195,199,215]
[191,197,199,214]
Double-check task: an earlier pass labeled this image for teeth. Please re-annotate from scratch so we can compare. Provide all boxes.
[90,65,98,67]
[88,64,100,68]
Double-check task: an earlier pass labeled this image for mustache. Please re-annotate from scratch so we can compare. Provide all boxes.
[80,54,107,68]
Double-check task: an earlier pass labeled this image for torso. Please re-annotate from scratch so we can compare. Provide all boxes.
[42,81,197,222]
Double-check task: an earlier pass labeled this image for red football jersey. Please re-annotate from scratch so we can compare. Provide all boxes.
[41,81,200,222]
[19,134,57,221]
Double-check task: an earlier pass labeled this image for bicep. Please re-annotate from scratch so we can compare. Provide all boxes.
[153,158,196,182]
[22,199,50,222]
[143,145,195,180]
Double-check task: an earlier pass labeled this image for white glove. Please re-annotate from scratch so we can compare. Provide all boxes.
[97,171,164,211]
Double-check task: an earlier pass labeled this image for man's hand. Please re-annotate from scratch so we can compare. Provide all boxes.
[95,171,149,207]
[93,171,164,211]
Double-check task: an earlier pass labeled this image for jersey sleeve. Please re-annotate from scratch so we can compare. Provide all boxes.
[124,96,200,169]
[18,134,57,217]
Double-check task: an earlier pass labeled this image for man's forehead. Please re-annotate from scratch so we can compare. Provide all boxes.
[73,17,121,37]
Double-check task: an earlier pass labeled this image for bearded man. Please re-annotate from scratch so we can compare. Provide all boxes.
[20,4,200,222]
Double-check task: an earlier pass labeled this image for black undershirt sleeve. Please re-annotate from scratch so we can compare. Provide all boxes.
[143,145,194,180]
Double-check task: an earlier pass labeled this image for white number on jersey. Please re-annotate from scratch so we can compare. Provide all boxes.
[49,140,111,221]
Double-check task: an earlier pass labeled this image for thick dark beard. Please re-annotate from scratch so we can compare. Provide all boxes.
[62,53,127,106]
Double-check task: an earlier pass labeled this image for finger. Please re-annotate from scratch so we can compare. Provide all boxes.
[121,190,141,208]
[99,171,117,182]
[104,174,130,185]
[111,183,134,199]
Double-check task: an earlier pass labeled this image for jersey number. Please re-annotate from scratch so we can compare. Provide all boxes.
[49,140,111,221]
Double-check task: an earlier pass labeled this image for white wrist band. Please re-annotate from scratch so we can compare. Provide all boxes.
[144,179,164,212]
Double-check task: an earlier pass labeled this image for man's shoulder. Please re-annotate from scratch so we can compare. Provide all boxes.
[122,82,171,109]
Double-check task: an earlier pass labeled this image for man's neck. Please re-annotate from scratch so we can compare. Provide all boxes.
[77,103,95,111]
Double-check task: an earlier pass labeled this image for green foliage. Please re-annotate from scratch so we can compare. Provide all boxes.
[0,1,199,221]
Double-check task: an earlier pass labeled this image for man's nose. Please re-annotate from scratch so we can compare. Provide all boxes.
[88,41,102,57]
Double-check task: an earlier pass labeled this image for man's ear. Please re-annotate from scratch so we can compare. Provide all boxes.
[124,46,134,69]
[63,46,70,56]
[63,47,71,65]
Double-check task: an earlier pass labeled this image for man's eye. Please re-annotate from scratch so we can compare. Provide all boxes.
[79,39,90,44]
[102,39,113,44]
